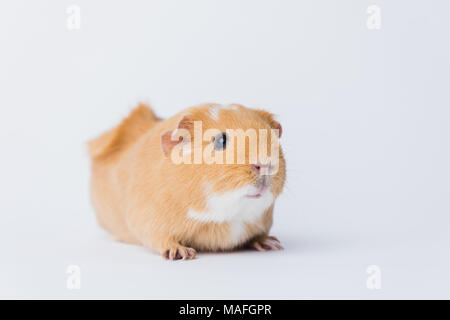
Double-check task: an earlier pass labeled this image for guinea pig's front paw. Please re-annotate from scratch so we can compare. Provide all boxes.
[162,245,197,261]
[250,236,284,252]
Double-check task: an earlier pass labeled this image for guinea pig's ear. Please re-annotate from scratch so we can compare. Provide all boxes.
[160,114,193,157]
[255,110,282,138]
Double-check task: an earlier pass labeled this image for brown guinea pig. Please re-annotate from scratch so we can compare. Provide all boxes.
[88,103,286,260]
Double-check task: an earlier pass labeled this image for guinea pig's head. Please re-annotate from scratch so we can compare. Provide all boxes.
[161,103,286,200]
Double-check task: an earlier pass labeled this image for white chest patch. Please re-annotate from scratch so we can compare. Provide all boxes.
[187,186,274,243]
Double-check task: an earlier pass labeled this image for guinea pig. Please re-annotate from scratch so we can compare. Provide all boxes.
[88,103,286,260]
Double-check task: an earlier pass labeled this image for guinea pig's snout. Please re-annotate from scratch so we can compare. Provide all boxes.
[252,162,273,176]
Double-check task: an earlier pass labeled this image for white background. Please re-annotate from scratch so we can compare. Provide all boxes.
[1,0,449,299]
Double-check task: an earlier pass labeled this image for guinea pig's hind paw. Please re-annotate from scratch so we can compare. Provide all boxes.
[162,246,197,260]
[251,236,284,251]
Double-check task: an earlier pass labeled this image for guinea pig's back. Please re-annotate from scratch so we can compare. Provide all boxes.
[88,104,161,241]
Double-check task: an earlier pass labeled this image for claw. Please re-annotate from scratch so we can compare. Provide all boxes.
[163,246,197,260]
[251,236,284,252]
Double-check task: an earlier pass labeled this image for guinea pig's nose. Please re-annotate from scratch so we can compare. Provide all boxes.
[252,163,272,175]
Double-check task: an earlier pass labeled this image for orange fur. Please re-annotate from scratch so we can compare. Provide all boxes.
[89,103,286,259]
[88,104,160,160]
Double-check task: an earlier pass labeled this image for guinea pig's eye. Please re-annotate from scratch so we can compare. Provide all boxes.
[213,132,227,150]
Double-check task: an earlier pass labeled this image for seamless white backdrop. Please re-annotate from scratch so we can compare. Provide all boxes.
[1,0,449,299]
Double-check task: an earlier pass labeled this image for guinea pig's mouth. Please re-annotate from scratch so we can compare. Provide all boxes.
[245,177,270,199]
